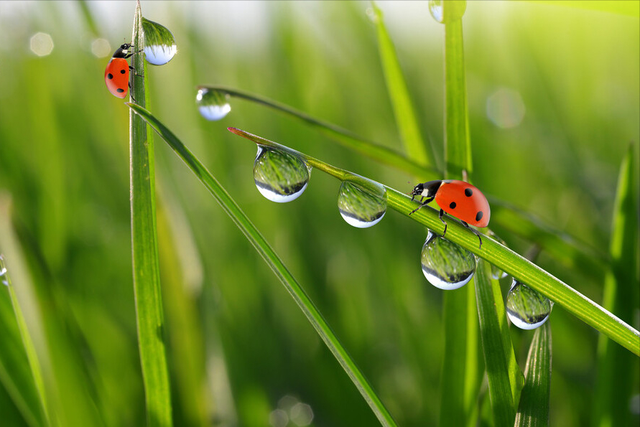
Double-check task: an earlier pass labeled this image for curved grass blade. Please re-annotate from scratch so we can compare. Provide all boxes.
[228,128,640,356]
[129,2,172,426]
[126,103,398,427]
[475,260,516,427]
[197,85,437,180]
[370,2,434,166]
[515,322,552,427]
[594,143,639,427]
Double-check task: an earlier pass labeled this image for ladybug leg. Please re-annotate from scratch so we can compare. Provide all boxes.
[439,209,448,236]
[462,221,483,249]
[128,82,137,103]
[409,196,434,215]
[129,66,144,78]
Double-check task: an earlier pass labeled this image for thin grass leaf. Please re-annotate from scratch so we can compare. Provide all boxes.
[126,103,398,427]
[594,143,639,427]
[129,2,172,426]
[515,322,552,427]
[227,128,640,356]
[370,2,434,166]
[475,259,516,427]
[197,85,437,180]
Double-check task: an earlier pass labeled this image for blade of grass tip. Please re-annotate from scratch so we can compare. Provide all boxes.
[594,143,639,427]
[515,322,552,427]
[129,2,172,426]
[197,85,438,180]
[126,103,398,427]
[475,260,516,427]
[0,257,48,427]
[227,128,640,357]
[370,2,434,167]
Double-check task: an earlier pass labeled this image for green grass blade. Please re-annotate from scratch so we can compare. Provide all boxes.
[227,128,640,356]
[515,322,552,427]
[370,2,433,166]
[442,6,471,178]
[129,2,172,426]
[475,260,516,427]
[594,143,639,427]
[0,256,47,427]
[437,4,481,425]
[197,85,437,180]
[126,103,398,427]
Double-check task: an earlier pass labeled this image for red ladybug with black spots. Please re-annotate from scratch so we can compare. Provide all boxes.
[104,43,135,99]
[410,180,490,247]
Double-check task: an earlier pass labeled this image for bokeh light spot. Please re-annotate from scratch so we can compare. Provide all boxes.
[91,38,111,58]
[486,87,526,129]
[29,32,53,56]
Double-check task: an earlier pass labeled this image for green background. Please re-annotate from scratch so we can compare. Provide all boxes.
[0,1,638,426]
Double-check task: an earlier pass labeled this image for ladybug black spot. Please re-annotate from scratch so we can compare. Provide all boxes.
[107,73,114,79]
[476,211,483,222]
[449,202,456,209]
[465,188,473,197]
[120,69,126,74]
[116,88,125,93]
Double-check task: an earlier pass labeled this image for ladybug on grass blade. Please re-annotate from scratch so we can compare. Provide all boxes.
[104,43,137,99]
[410,180,490,248]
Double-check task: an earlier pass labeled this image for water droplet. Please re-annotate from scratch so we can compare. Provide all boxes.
[506,280,552,330]
[254,147,310,203]
[421,231,476,290]
[142,18,177,65]
[196,88,231,121]
[487,231,508,280]
[428,0,467,23]
[337,179,387,228]
[0,255,9,286]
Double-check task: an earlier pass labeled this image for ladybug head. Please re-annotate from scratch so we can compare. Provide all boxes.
[410,180,443,201]
[112,43,134,58]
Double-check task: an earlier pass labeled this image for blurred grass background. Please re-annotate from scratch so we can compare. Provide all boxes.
[0,1,638,426]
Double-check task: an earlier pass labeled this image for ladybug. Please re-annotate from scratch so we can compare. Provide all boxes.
[409,180,490,248]
[104,43,136,99]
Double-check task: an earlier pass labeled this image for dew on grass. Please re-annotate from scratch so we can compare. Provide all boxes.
[196,88,231,121]
[428,0,467,23]
[506,279,552,330]
[142,17,177,65]
[421,231,476,290]
[0,255,9,286]
[337,179,387,228]
[254,147,310,203]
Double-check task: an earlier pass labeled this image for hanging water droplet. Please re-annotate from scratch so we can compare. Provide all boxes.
[196,88,231,121]
[254,147,310,203]
[506,280,552,330]
[428,0,467,23]
[0,255,9,286]
[421,231,476,290]
[142,18,177,65]
[337,179,387,228]
[487,231,508,280]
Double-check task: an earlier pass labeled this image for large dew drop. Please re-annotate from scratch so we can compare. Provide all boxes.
[337,179,387,228]
[196,88,231,121]
[506,280,552,330]
[142,18,177,66]
[421,231,476,290]
[254,147,310,203]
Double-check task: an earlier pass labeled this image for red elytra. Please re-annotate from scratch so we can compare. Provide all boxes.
[104,43,134,99]
[409,180,491,247]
